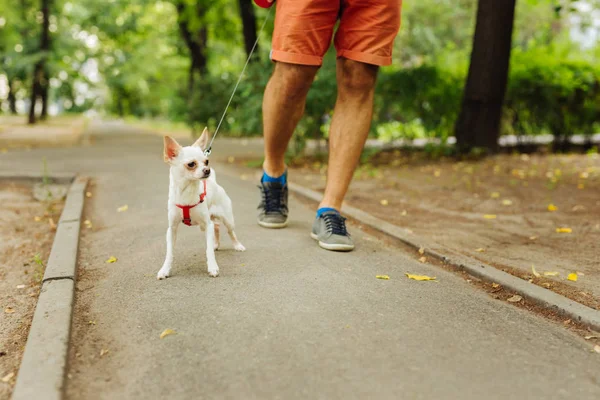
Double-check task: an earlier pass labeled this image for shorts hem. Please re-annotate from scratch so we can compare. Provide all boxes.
[270,50,323,66]
[336,49,392,66]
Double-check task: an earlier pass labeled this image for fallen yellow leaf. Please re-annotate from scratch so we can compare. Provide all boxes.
[88,320,96,325]
[529,236,538,240]
[405,273,436,281]
[34,216,42,222]
[547,203,558,212]
[418,247,425,255]
[2,372,15,383]
[475,248,485,252]
[531,265,541,278]
[106,256,118,263]
[491,283,501,289]
[567,273,578,282]
[490,192,500,198]
[483,214,497,219]
[84,219,92,229]
[543,271,559,277]
[376,275,390,280]
[401,210,408,216]
[556,227,572,233]
[380,199,389,206]
[86,191,92,198]
[418,256,427,263]
[160,328,177,339]
[117,204,128,212]
[507,295,522,303]
[4,307,15,314]
[502,199,513,206]
[585,335,598,340]
[100,349,109,357]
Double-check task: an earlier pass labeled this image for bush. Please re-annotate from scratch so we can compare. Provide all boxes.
[505,49,600,150]
[183,47,600,153]
[375,65,464,141]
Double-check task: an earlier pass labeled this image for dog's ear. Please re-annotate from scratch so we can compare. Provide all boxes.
[192,127,210,151]
[163,136,182,162]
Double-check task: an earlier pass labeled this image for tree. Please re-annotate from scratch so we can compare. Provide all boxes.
[454,0,517,153]
[237,0,258,60]
[28,0,52,124]
[175,0,208,93]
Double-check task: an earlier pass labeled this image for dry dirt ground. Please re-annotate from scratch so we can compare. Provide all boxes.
[234,151,600,310]
[0,181,64,399]
[0,115,86,149]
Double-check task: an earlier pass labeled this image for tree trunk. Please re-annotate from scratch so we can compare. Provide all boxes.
[237,0,259,60]
[175,0,208,94]
[40,83,49,120]
[454,0,516,154]
[28,0,52,124]
[7,78,18,114]
[28,68,41,124]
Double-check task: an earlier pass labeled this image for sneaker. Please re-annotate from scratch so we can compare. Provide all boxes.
[311,210,355,251]
[257,181,288,228]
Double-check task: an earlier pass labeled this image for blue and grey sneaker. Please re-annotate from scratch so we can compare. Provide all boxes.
[311,210,355,251]
[257,181,288,228]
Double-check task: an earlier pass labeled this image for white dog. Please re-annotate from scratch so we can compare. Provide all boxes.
[157,128,245,279]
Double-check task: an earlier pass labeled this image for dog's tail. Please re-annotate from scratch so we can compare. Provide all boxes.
[209,168,217,182]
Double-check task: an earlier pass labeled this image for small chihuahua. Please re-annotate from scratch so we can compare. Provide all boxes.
[158,128,245,279]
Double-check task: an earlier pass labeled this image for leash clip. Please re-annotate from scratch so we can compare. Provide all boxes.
[204,147,212,157]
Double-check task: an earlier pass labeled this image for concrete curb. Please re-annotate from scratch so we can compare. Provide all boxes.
[288,182,600,333]
[11,176,88,400]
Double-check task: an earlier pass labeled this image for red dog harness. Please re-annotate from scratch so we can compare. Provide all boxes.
[175,180,207,226]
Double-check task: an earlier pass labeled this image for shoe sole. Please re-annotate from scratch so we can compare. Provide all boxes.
[310,232,355,252]
[258,219,288,229]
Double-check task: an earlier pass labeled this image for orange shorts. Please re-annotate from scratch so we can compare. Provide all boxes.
[271,0,402,67]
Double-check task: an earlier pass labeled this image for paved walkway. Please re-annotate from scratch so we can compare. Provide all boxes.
[1,121,599,400]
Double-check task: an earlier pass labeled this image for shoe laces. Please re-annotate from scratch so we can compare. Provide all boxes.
[259,183,287,213]
[322,213,349,236]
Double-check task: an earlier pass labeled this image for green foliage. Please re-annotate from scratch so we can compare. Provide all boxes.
[1,0,599,152]
[505,48,600,143]
[375,65,465,141]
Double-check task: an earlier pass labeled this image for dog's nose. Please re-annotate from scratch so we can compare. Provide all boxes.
[203,167,210,176]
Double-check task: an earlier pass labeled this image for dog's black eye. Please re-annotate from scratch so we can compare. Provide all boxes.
[187,161,196,168]
[204,160,209,166]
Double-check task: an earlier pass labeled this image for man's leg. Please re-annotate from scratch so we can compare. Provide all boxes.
[320,58,378,211]
[310,59,378,251]
[262,62,318,177]
[257,62,318,229]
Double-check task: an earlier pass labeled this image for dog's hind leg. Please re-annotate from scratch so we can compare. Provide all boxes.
[222,211,246,252]
[213,221,220,251]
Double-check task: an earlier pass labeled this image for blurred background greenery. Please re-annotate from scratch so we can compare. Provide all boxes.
[0,0,599,154]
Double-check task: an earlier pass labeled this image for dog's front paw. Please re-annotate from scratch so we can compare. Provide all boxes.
[157,267,170,280]
[208,268,219,278]
[233,242,246,252]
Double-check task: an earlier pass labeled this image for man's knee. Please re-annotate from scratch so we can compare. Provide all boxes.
[337,59,379,96]
[271,62,318,101]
